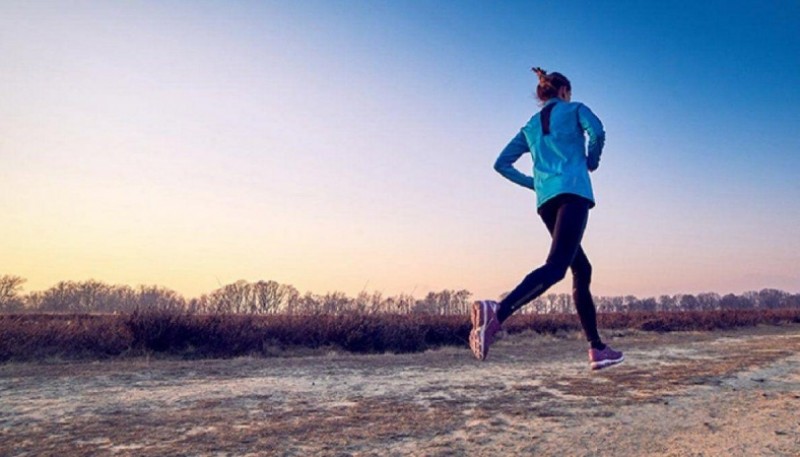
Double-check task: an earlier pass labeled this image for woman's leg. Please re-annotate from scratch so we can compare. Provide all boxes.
[536,203,604,348]
[570,248,604,349]
[496,196,589,323]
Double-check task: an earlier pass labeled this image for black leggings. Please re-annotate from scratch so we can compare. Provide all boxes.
[496,193,602,347]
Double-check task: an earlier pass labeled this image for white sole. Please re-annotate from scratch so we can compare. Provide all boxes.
[470,301,487,360]
[591,355,624,370]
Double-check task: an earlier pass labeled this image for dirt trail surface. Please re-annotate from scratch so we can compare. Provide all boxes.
[2,325,800,457]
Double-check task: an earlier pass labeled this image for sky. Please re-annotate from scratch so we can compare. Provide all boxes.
[1,1,799,300]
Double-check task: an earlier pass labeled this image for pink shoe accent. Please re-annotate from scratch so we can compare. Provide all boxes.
[589,346,624,370]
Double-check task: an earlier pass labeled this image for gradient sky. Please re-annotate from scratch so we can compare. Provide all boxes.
[2,1,799,300]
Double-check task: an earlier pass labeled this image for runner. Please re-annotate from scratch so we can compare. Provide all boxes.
[470,67,623,370]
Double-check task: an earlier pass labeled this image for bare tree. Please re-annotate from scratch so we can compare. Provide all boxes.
[38,281,78,312]
[697,292,721,311]
[297,292,323,315]
[0,275,26,312]
[9,271,797,317]
[758,288,790,309]
[76,280,109,312]
[135,285,186,312]
[106,285,139,313]
[321,291,350,315]
[720,293,748,310]
[204,280,250,314]
[393,293,416,314]
[658,295,677,311]
[353,290,383,314]
[638,297,658,312]
[451,289,472,315]
[378,293,415,314]
[253,280,297,314]
[413,293,440,315]
[679,294,700,311]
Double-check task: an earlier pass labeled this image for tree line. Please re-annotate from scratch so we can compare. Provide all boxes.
[1,274,798,315]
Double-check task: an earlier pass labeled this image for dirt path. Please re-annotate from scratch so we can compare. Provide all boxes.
[2,325,800,456]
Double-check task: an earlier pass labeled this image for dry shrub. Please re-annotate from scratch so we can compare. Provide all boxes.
[0,314,131,362]
[186,314,269,357]
[2,308,800,362]
[260,314,466,354]
[497,310,800,336]
[504,314,580,335]
[125,308,195,353]
[125,311,272,357]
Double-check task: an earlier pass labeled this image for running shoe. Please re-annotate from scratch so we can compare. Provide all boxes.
[589,346,624,370]
[469,300,502,361]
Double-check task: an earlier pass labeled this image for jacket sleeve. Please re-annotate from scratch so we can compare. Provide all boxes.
[494,131,535,190]
[577,104,605,171]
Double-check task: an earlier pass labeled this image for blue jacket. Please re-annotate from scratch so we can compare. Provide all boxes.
[494,98,605,209]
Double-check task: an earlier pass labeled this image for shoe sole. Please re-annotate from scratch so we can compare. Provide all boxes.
[470,301,487,360]
[591,355,625,370]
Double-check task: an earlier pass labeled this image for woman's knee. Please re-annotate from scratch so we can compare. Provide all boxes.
[545,262,570,283]
[572,260,592,285]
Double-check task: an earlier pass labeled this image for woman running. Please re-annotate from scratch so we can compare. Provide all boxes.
[469,67,623,370]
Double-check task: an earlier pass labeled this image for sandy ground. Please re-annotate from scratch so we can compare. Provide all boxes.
[1,324,799,457]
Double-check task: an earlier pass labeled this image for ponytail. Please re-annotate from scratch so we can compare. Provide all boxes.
[531,67,571,102]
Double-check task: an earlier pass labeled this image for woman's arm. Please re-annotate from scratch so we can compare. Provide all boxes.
[577,104,605,171]
[494,131,535,190]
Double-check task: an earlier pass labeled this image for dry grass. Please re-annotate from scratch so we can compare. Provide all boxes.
[1,309,800,362]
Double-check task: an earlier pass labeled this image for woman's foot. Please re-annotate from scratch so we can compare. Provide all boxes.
[469,300,502,361]
[589,346,624,370]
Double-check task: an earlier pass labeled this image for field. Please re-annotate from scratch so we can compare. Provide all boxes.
[2,323,800,456]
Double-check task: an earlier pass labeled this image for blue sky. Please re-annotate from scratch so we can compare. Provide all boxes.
[1,1,798,299]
